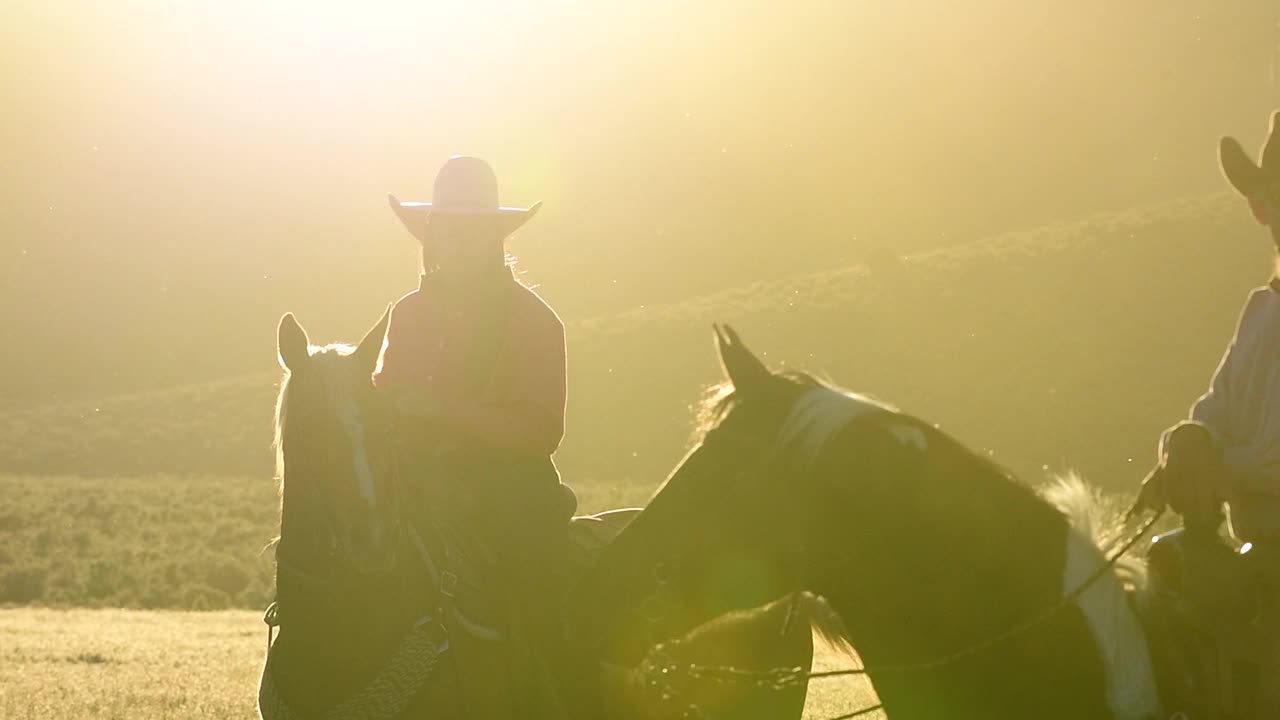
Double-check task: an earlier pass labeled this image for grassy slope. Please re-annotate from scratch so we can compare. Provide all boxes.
[2,193,1267,492]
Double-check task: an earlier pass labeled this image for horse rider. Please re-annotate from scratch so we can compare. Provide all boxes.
[1139,109,1280,717]
[375,155,575,716]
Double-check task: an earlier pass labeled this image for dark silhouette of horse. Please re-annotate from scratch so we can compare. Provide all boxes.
[570,325,1161,720]
[256,313,813,720]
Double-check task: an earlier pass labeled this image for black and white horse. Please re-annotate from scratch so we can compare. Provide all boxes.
[571,325,1160,720]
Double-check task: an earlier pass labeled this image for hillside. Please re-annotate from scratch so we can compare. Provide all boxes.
[0,192,1270,493]
[0,474,277,608]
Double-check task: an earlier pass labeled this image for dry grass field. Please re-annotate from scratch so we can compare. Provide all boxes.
[0,609,881,719]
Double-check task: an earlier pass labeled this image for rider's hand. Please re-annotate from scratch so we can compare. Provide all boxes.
[1160,422,1224,522]
[1135,464,1168,515]
[1161,460,1218,519]
[388,193,432,246]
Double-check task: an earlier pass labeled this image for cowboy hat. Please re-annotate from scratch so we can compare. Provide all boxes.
[391,156,541,238]
[1220,110,1280,200]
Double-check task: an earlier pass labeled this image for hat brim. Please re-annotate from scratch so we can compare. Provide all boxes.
[396,200,542,217]
[1220,137,1265,198]
[396,200,541,235]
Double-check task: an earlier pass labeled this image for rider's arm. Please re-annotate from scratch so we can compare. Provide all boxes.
[1220,444,1280,496]
[1158,293,1262,460]
[1175,291,1276,495]
[1180,342,1236,448]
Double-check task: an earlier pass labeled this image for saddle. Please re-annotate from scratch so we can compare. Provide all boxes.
[1141,526,1274,720]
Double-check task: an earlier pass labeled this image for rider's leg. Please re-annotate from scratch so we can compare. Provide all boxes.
[475,456,578,719]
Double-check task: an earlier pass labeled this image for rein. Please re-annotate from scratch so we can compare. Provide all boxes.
[641,502,1165,720]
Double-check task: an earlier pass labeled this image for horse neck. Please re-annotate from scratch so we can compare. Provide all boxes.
[800,468,1108,715]
[275,440,332,590]
[275,449,375,617]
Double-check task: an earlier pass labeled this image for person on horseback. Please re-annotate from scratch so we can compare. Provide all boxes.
[375,155,575,715]
[1139,110,1280,717]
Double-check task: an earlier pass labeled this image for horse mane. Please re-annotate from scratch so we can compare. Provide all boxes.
[1040,473,1147,590]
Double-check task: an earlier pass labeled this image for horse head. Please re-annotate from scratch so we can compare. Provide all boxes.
[575,324,1162,720]
[274,307,398,581]
[567,325,824,662]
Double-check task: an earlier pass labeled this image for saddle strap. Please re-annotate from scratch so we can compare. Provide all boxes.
[259,617,449,720]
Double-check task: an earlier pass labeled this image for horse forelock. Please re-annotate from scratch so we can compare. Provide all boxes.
[686,375,929,497]
[774,385,907,468]
[273,344,367,500]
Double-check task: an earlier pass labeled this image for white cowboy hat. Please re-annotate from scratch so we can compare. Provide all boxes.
[392,155,542,235]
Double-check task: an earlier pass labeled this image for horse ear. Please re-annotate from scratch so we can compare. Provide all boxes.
[353,304,392,372]
[713,324,772,391]
[278,313,311,372]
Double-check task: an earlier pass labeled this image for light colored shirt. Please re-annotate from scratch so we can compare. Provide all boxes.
[1165,280,1280,541]
[373,270,567,456]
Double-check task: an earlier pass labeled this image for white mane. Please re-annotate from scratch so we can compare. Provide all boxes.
[274,344,376,509]
[1042,474,1159,720]
[774,386,926,469]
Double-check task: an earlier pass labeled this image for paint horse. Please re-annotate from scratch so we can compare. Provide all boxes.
[571,325,1169,720]
[257,311,814,720]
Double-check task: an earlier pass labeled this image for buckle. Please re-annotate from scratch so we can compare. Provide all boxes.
[440,570,459,598]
